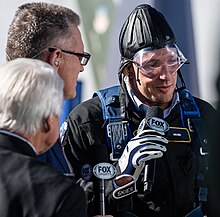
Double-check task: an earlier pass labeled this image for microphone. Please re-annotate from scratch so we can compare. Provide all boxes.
[90,145,116,215]
[138,106,169,194]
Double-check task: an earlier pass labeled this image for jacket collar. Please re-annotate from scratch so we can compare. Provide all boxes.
[0,131,36,157]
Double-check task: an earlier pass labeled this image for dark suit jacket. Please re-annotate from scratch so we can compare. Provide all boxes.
[0,132,87,217]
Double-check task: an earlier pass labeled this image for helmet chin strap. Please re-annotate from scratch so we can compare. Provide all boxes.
[136,67,141,86]
[175,69,186,92]
[127,72,152,106]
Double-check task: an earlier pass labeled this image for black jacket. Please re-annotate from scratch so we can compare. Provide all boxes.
[0,132,87,217]
[62,86,215,217]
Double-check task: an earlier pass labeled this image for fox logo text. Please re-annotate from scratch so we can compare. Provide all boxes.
[147,117,169,132]
[93,163,116,179]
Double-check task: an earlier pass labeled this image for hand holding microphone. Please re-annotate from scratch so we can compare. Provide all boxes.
[113,106,169,199]
[116,129,168,182]
[140,106,170,194]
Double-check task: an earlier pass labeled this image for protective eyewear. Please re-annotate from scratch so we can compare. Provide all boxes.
[48,47,91,66]
[132,44,187,78]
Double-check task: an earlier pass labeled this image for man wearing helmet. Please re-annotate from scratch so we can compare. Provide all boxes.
[62,4,215,217]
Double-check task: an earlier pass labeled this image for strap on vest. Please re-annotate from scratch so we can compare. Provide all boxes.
[185,205,204,217]
[94,85,132,161]
[179,89,208,207]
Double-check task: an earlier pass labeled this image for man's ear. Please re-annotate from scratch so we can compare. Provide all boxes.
[43,117,51,132]
[122,63,135,79]
[48,49,62,69]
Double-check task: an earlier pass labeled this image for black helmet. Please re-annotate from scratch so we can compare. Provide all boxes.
[119,4,176,60]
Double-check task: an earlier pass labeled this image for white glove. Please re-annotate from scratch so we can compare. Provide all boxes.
[116,129,168,180]
[113,129,168,199]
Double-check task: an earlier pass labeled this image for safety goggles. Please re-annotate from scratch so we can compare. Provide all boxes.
[132,44,187,78]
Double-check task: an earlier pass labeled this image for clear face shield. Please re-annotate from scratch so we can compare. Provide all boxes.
[132,43,187,78]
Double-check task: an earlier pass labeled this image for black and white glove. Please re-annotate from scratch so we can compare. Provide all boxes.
[113,129,168,199]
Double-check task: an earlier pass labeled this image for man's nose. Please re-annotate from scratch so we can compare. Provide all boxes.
[80,64,84,73]
[158,64,172,79]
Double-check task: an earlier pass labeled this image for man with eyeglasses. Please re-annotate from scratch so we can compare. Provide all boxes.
[5,3,115,217]
[5,2,91,175]
[62,4,215,217]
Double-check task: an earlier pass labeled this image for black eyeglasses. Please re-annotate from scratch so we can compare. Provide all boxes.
[48,47,91,66]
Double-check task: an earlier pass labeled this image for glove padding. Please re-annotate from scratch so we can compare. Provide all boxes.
[113,129,167,199]
[116,129,168,180]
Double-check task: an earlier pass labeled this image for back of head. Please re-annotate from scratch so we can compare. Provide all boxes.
[0,58,64,135]
[119,4,176,60]
[6,2,80,61]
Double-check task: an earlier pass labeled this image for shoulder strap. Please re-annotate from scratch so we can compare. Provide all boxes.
[179,89,200,127]
[179,89,208,207]
[93,85,122,120]
[93,85,132,161]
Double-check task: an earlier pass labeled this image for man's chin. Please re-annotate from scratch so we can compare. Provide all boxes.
[149,95,173,107]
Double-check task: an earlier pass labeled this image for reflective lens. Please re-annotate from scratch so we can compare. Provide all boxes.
[133,44,187,78]
[77,52,91,66]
